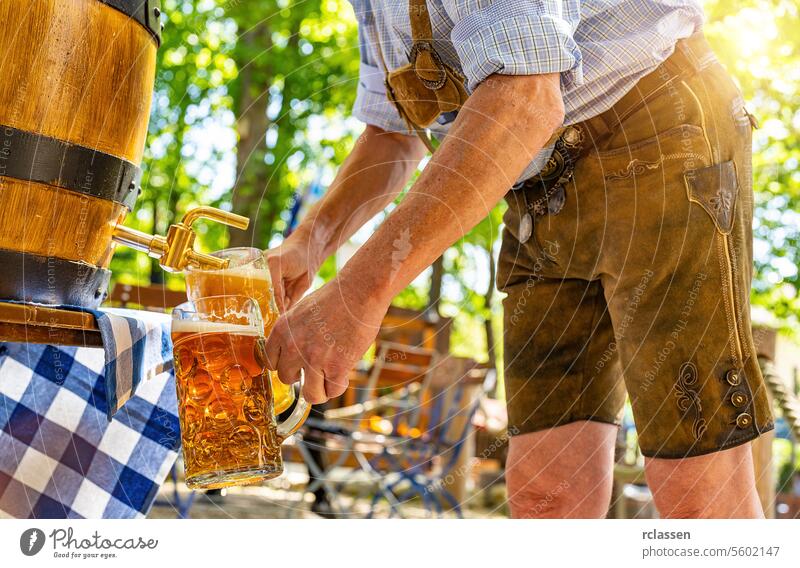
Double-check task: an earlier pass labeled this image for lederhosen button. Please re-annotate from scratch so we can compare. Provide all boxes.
[735,413,753,428]
[731,392,748,408]
[725,369,742,386]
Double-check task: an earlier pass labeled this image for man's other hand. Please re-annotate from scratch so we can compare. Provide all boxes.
[263,277,388,404]
[265,232,320,312]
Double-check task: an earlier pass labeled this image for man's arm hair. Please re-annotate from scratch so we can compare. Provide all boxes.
[334,73,565,307]
[291,125,427,267]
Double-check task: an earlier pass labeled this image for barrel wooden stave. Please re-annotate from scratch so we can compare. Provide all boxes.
[0,0,157,162]
[0,0,157,306]
[0,178,126,268]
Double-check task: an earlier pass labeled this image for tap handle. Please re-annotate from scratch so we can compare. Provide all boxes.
[176,207,250,270]
[111,206,251,272]
[181,206,249,231]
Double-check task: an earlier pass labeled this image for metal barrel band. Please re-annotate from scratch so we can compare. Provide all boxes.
[98,0,163,46]
[0,125,142,209]
[0,249,111,308]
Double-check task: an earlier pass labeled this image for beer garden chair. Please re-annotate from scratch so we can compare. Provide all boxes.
[295,343,496,518]
[293,342,437,516]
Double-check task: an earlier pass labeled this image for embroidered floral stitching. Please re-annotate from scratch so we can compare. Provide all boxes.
[606,159,661,181]
[717,237,740,367]
[727,238,751,360]
[710,188,732,215]
[674,361,707,440]
[605,152,707,182]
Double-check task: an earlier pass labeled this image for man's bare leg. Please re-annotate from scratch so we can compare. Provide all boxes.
[506,421,617,518]
[645,443,764,518]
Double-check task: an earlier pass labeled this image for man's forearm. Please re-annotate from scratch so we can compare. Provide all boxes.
[336,74,565,307]
[292,124,426,266]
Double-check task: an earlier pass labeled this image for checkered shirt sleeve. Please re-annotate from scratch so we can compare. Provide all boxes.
[349,0,582,132]
[447,0,583,91]
[351,1,417,134]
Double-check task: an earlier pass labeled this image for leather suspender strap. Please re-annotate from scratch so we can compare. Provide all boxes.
[407,0,562,152]
[374,0,562,156]
[0,125,142,209]
[409,0,434,42]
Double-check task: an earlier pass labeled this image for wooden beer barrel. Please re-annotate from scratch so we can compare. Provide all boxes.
[0,0,161,307]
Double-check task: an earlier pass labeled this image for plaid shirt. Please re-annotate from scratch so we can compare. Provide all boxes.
[350,0,704,179]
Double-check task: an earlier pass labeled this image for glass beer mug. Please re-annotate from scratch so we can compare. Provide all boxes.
[171,295,310,489]
[184,247,295,414]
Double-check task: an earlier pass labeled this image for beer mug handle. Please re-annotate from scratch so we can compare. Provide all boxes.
[276,368,311,441]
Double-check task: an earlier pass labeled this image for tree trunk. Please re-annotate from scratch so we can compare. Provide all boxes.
[149,197,164,284]
[484,249,497,371]
[229,23,273,248]
[426,255,445,317]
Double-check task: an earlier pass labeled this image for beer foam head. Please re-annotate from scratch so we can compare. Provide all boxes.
[222,264,271,281]
[171,319,261,336]
[187,248,271,280]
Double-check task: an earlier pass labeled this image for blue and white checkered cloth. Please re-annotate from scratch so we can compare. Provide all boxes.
[94,308,174,419]
[0,308,179,519]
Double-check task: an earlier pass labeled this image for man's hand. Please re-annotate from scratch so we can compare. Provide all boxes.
[261,126,424,403]
[263,276,388,404]
[265,231,321,312]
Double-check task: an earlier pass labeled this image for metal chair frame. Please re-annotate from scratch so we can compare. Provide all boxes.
[296,342,437,517]
[296,343,495,518]
[364,366,496,518]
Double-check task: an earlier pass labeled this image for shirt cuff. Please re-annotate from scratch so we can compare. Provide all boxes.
[451,9,583,92]
[352,61,415,135]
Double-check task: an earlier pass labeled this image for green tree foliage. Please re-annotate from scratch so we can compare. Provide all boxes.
[111,0,359,286]
[225,0,360,247]
[704,0,800,328]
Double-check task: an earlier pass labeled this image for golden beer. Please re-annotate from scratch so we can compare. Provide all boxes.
[171,296,310,489]
[185,248,294,413]
[173,321,282,488]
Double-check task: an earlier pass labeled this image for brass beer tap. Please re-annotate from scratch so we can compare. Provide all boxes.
[112,206,250,272]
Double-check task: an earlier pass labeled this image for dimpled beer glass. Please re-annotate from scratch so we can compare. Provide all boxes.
[172,296,310,489]
[184,247,295,414]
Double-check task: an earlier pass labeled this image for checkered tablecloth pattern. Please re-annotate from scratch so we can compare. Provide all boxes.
[93,308,174,418]
[0,309,180,519]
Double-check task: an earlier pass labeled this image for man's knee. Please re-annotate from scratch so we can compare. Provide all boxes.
[506,421,617,518]
[508,485,573,518]
[507,472,574,518]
